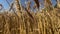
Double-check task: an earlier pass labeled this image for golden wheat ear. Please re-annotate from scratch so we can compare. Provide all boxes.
[56,0,60,8]
[26,1,31,11]
[44,0,52,7]
[44,0,53,11]
[15,0,21,11]
[34,0,40,9]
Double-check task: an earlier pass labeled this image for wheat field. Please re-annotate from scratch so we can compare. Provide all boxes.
[0,8,60,34]
[0,0,60,34]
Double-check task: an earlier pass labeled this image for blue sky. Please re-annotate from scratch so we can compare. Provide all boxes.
[0,0,56,9]
[0,0,9,9]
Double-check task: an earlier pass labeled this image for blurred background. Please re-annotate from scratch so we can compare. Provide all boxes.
[0,0,57,10]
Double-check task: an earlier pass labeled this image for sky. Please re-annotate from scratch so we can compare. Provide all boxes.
[0,0,57,10]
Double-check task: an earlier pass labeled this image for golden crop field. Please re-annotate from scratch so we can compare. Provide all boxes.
[0,0,60,34]
[0,8,60,34]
